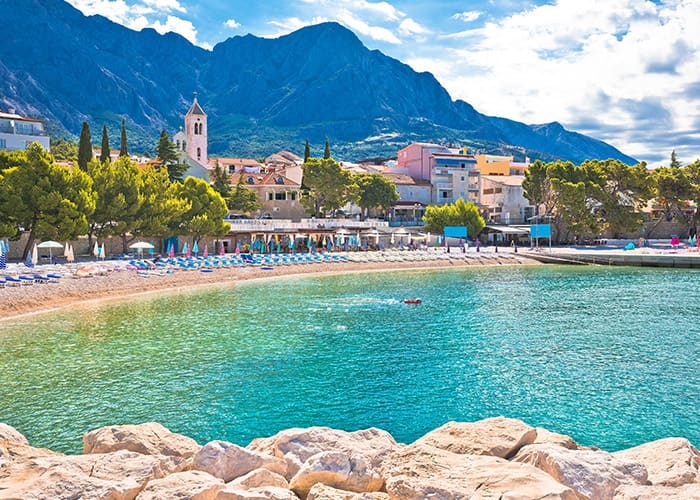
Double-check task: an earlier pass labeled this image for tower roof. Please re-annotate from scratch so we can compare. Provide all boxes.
[186,97,206,116]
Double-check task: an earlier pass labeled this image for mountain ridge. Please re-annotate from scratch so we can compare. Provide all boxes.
[0,0,637,165]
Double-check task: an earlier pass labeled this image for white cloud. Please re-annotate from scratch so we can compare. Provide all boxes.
[398,18,429,37]
[417,0,700,165]
[299,0,404,21]
[452,11,481,22]
[336,9,401,44]
[150,15,198,44]
[266,16,329,37]
[141,0,185,13]
[225,18,241,29]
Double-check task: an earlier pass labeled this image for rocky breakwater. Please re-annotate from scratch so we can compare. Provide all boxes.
[0,418,698,499]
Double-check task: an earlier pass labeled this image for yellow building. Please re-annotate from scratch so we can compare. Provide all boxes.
[475,154,530,176]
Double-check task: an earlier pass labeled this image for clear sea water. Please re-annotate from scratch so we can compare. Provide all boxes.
[0,265,698,454]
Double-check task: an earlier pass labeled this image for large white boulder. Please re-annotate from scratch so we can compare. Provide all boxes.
[216,485,300,499]
[614,482,700,499]
[0,423,29,446]
[193,440,287,482]
[533,427,579,449]
[382,442,577,499]
[289,451,384,498]
[247,427,398,480]
[513,443,648,499]
[83,422,201,459]
[414,417,537,458]
[307,483,389,499]
[613,437,700,487]
[228,467,290,490]
[136,470,224,499]
[0,448,187,499]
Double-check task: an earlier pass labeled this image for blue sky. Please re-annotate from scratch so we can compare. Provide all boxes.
[67,0,699,166]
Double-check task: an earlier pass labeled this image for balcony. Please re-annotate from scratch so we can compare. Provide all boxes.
[0,125,47,136]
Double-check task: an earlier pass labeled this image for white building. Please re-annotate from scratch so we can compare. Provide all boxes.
[480,175,534,224]
[0,109,50,152]
[172,94,210,180]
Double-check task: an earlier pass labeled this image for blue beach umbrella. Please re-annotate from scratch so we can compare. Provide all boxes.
[192,240,199,255]
[0,251,5,270]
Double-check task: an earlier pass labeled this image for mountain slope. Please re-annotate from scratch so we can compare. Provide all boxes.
[0,0,637,164]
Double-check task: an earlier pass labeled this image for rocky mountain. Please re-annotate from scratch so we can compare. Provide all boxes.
[0,0,637,164]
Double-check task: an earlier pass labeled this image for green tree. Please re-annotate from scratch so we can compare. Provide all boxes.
[324,138,331,159]
[228,175,261,213]
[304,139,310,162]
[301,157,353,216]
[0,144,95,258]
[49,138,78,162]
[120,118,128,157]
[649,166,695,237]
[99,125,110,164]
[88,156,144,252]
[353,173,398,219]
[670,150,681,168]
[210,161,232,201]
[132,166,189,239]
[586,159,652,237]
[172,177,230,244]
[77,121,93,171]
[523,159,557,216]
[156,129,186,182]
[422,198,485,238]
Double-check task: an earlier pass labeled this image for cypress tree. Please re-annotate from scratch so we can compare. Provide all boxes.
[304,139,310,162]
[77,121,93,171]
[324,137,330,159]
[119,118,128,157]
[99,125,110,164]
[670,150,681,168]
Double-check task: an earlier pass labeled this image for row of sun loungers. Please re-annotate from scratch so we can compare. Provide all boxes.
[0,273,63,287]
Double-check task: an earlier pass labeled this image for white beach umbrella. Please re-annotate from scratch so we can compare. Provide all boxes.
[129,241,154,257]
[93,241,100,258]
[63,242,71,258]
[31,243,39,265]
[37,240,63,261]
[67,243,75,263]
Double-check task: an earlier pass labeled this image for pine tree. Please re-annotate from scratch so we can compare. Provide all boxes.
[670,150,681,168]
[99,125,110,164]
[324,137,331,159]
[119,118,128,157]
[304,139,310,162]
[77,121,93,171]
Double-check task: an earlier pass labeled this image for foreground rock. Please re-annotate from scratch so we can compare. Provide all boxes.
[513,443,648,499]
[307,483,389,499]
[83,421,201,459]
[135,470,224,499]
[248,427,397,479]
[1,418,698,500]
[289,451,384,498]
[613,437,700,487]
[193,440,287,482]
[415,416,537,458]
[383,442,578,499]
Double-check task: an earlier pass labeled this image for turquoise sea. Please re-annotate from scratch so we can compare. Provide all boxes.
[0,265,698,454]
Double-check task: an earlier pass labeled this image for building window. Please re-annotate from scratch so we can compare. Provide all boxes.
[268,192,274,201]
[290,192,297,201]
[441,191,449,199]
[275,192,286,200]
[0,139,5,149]
[228,166,235,174]
[247,176,254,184]
[483,188,494,195]
[182,140,186,151]
[460,176,465,181]
[275,176,284,184]
[197,147,201,160]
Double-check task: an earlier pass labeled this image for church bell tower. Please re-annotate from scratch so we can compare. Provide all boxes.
[184,92,207,167]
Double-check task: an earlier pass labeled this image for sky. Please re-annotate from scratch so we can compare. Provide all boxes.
[66,0,700,167]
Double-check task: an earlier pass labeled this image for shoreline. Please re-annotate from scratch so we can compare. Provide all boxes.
[0,252,538,321]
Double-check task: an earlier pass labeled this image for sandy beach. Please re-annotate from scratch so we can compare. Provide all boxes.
[0,250,537,320]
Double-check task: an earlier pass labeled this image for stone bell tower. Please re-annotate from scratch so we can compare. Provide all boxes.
[184,91,207,167]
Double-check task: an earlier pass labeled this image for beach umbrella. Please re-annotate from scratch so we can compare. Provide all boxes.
[93,241,100,258]
[203,243,209,257]
[186,242,191,258]
[99,243,106,260]
[166,242,172,256]
[67,243,75,263]
[181,241,188,256]
[129,241,154,257]
[220,241,225,256]
[390,233,395,245]
[277,240,281,254]
[235,241,240,255]
[37,240,63,262]
[63,242,71,258]
[0,250,5,270]
[168,243,175,258]
[192,240,199,255]
[32,243,38,265]
[0,239,6,253]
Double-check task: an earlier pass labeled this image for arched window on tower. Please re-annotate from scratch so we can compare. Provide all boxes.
[183,140,186,151]
[197,147,201,160]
